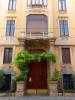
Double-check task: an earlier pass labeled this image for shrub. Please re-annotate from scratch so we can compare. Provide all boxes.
[0,70,5,90]
[11,78,16,92]
[49,70,60,81]
[64,89,75,93]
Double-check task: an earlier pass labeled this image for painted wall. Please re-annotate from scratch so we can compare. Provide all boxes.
[0,0,75,73]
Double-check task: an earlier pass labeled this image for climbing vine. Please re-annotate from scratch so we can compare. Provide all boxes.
[14,50,56,81]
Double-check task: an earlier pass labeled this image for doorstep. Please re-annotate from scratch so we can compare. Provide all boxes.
[27,89,48,95]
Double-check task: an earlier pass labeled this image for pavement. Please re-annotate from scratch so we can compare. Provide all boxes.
[0,95,75,100]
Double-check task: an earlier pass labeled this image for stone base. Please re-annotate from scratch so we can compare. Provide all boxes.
[16,81,25,96]
[64,93,75,96]
[48,81,58,96]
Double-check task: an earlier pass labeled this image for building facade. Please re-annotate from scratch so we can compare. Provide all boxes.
[0,0,75,94]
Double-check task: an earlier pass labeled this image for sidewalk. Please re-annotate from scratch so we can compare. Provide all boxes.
[0,96,75,100]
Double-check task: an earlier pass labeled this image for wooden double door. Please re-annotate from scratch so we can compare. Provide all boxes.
[27,60,47,92]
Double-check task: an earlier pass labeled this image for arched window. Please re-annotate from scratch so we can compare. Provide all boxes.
[26,14,48,33]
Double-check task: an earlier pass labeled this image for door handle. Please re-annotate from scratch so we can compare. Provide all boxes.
[29,76,32,82]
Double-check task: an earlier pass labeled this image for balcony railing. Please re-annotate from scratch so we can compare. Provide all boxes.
[28,4,47,9]
[20,32,54,39]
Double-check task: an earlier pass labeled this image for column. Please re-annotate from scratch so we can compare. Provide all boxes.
[20,44,25,51]
[18,38,25,51]
[49,39,56,76]
[48,0,54,37]
[16,38,26,96]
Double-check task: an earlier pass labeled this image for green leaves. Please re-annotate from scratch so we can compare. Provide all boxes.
[0,70,5,89]
[49,70,60,81]
[14,50,56,80]
[40,52,56,63]
[14,51,56,68]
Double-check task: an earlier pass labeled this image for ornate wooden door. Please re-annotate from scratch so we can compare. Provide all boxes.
[27,60,47,90]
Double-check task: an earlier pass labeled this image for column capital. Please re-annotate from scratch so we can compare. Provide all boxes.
[18,38,26,51]
[18,37,26,45]
[49,38,56,45]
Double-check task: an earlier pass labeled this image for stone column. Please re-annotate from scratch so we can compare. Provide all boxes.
[48,38,58,96]
[18,38,26,51]
[49,46,55,76]
[16,38,26,96]
[49,38,56,76]
[20,44,25,51]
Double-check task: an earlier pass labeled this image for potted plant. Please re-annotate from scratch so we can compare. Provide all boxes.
[48,70,60,96]
[14,51,31,95]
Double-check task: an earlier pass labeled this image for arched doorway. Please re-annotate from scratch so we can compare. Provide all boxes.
[27,49,48,94]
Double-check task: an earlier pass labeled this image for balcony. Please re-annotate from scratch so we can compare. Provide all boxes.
[20,32,54,40]
[27,0,47,10]
[28,4,47,9]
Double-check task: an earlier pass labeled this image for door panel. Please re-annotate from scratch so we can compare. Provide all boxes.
[27,60,47,89]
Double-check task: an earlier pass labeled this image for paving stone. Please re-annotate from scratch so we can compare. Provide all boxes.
[0,96,75,100]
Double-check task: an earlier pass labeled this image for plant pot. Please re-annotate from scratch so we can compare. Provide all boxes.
[16,80,25,96]
[48,81,58,96]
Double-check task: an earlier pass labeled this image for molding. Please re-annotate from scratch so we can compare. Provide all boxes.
[0,37,19,46]
[55,38,75,46]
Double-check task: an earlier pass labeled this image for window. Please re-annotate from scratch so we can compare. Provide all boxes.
[63,74,74,90]
[1,74,11,91]
[3,48,13,64]
[6,20,15,36]
[8,0,16,10]
[26,15,48,33]
[61,48,71,64]
[59,20,69,36]
[27,0,47,7]
[58,0,66,11]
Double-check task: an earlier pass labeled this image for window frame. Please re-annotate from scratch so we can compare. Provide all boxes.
[3,48,13,64]
[6,20,15,36]
[59,20,69,36]
[61,48,71,64]
[58,0,67,11]
[8,0,16,11]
